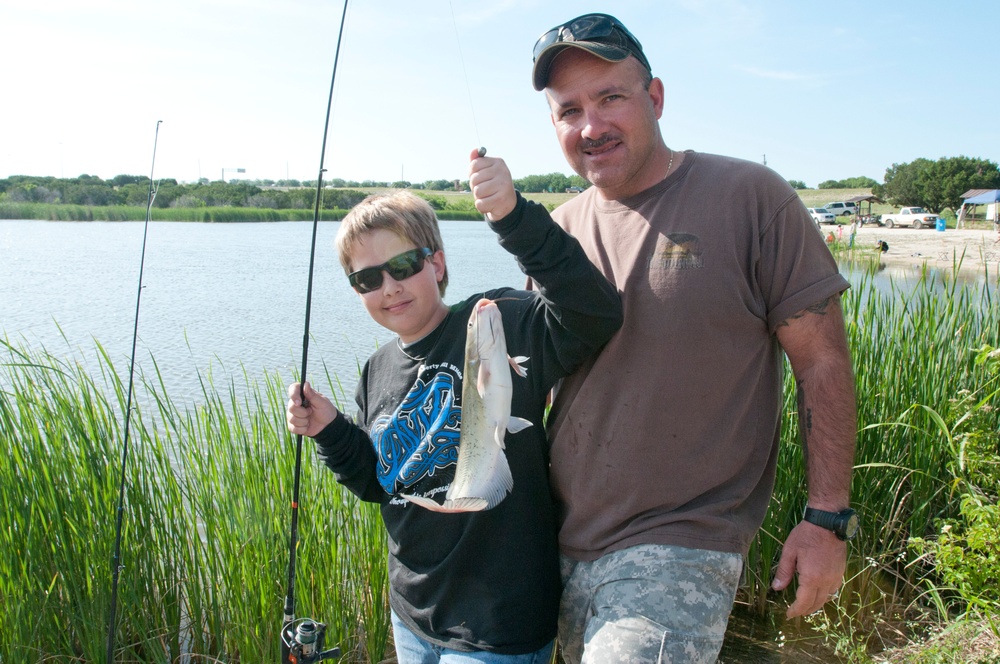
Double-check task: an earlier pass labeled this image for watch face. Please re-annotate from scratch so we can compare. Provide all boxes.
[843,511,860,539]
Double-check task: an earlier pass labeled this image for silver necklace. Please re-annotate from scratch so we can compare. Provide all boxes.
[396,337,424,362]
[664,148,674,181]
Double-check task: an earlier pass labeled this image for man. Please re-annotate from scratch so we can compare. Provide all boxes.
[529,13,858,663]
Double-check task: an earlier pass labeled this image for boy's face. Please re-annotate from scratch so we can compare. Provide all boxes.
[349,229,448,344]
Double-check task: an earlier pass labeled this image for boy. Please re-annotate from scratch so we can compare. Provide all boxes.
[286,150,622,663]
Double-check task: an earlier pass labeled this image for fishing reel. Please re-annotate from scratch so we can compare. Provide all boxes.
[281,619,341,663]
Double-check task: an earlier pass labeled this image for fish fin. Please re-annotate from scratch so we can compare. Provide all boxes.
[440,497,489,512]
[508,355,529,378]
[401,493,487,513]
[477,363,490,399]
[506,416,533,434]
[401,494,447,511]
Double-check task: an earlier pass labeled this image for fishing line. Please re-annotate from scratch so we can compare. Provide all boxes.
[449,0,482,149]
[281,1,349,662]
[106,119,162,664]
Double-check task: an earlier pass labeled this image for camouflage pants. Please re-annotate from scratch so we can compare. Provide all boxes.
[558,544,742,664]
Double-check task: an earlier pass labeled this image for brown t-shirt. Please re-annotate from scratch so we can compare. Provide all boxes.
[545,151,849,560]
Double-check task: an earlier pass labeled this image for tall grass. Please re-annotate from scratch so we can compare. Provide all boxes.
[3,262,999,661]
[743,262,1000,619]
[0,340,389,663]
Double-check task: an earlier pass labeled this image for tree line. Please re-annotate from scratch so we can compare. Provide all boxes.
[4,155,998,214]
[874,156,1000,212]
[0,171,591,211]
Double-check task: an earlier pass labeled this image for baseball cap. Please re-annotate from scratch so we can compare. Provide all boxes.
[531,13,651,91]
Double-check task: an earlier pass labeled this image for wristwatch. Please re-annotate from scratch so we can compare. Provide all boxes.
[803,507,859,541]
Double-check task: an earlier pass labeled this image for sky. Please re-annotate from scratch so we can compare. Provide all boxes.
[1,0,998,189]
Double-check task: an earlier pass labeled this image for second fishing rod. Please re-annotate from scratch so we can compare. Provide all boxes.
[280,0,349,662]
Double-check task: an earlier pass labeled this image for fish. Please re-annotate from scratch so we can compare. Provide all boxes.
[403,298,531,512]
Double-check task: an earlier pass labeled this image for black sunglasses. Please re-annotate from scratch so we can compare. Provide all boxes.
[348,247,433,294]
[532,13,645,65]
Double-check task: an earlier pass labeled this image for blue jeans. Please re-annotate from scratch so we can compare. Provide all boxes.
[391,610,555,664]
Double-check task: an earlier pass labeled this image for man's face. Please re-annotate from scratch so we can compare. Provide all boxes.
[546,49,664,200]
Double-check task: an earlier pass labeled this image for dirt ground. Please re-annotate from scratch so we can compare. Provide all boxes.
[827,224,1000,276]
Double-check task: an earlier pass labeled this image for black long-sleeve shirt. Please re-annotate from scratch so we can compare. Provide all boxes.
[313,194,622,653]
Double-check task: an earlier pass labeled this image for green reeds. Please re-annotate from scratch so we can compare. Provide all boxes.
[1,339,389,662]
[743,263,1000,622]
[4,261,999,660]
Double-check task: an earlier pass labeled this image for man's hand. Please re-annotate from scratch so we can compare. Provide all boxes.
[286,381,338,438]
[771,520,847,618]
[468,148,516,221]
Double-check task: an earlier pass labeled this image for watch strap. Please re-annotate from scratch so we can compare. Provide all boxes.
[803,507,841,532]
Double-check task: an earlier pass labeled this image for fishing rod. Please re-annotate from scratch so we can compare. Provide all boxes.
[281,1,349,662]
[106,119,162,664]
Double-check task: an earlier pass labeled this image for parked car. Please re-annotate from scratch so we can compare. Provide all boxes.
[565,186,584,193]
[880,206,941,229]
[824,201,858,217]
[808,207,837,225]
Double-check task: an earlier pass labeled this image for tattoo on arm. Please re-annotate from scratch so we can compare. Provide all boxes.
[776,295,840,328]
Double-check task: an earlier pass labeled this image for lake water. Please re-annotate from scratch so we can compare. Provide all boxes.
[4,219,991,409]
[0,219,527,407]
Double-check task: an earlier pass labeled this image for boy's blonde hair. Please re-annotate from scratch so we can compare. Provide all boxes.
[336,190,448,296]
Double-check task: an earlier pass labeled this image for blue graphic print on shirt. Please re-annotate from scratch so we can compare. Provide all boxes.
[370,371,461,495]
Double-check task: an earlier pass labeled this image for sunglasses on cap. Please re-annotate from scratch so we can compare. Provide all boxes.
[347,247,433,294]
[532,13,649,67]
[531,13,651,91]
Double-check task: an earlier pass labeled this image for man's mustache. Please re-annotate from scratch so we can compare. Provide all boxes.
[580,135,620,151]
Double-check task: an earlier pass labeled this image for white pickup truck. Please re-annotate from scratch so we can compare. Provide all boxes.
[880,207,941,229]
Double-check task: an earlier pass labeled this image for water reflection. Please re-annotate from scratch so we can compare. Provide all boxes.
[840,254,998,294]
[720,606,838,663]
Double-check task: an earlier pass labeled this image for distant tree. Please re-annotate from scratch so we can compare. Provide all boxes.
[322,189,368,210]
[391,181,411,189]
[875,156,1000,211]
[119,183,152,206]
[247,194,279,208]
[923,156,1000,212]
[513,172,586,193]
[420,195,447,210]
[63,183,123,206]
[875,158,934,208]
[818,176,877,189]
[788,179,807,190]
[111,174,146,187]
[841,176,878,188]
[5,183,60,204]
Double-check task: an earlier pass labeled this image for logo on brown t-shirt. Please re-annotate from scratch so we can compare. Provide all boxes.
[651,233,704,270]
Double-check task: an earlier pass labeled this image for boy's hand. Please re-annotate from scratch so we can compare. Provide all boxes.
[286,381,338,438]
[468,148,516,221]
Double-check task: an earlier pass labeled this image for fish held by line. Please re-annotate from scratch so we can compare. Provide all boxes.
[404,298,531,512]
